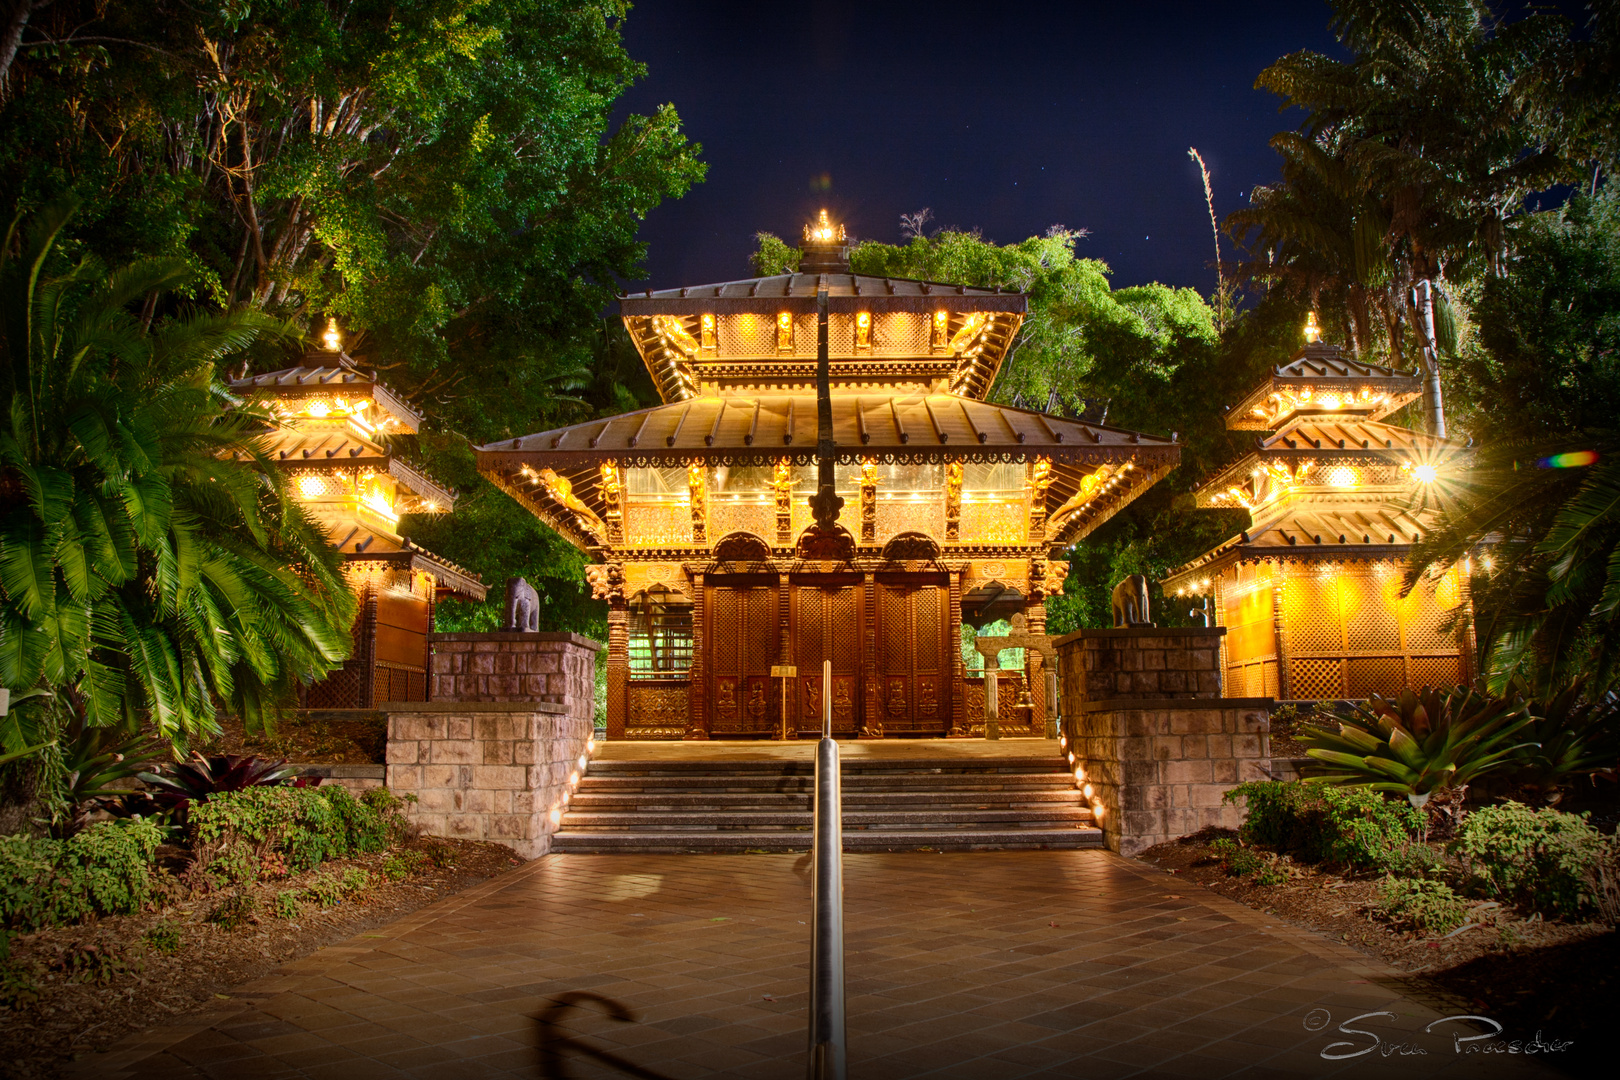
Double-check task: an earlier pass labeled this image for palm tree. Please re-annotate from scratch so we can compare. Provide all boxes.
[1243,0,1574,435]
[0,198,357,759]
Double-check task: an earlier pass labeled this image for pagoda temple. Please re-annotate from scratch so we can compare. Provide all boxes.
[230,350,486,708]
[1161,325,1471,702]
[476,214,1179,739]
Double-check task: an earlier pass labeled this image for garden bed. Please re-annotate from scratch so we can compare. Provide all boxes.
[0,835,520,1080]
[197,710,388,765]
[1142,829,1616,1073]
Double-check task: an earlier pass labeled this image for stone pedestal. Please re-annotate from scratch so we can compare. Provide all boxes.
[1074,699,1272,855]
[428,631,600,728]
[384,701,592,859]
[1056,626,1271,855]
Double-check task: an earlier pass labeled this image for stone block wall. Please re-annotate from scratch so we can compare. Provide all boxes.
[1072,698,1272,855]
[1054,627,1225,706]
[384,701,592,859]
[428,632,600,731]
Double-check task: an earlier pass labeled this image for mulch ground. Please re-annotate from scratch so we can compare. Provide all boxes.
[197,711,388,765]
[1141,830,1617,1073]
[0,837,520,1080]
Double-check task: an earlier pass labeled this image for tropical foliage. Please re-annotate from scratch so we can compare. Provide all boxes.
[0,200,357,768]
[1300,688,1535,800]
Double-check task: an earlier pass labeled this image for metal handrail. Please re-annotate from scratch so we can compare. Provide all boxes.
[807,660,846,1079]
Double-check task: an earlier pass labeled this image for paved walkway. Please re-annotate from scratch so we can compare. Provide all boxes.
[80,852,1563,1080]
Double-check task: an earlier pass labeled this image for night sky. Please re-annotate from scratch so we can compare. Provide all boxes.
[613,0,1348,294]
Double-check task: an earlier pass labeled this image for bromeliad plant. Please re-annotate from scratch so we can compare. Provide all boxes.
[1512,679,1620,805]
[1300,688,1537,808]
[139,754,300,824]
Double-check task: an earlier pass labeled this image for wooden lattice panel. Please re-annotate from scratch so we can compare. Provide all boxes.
[877,313,931,356]
[717,313,776,358]
[1343,572,1402,652]
[959,500,1026,544]
[1289,657,1344,701]
[1283,573,1343,654]
[1222,578,1277,664]
[1401,582,1459,653]
[1409,656,1464,689]
[1346,656,1404,699]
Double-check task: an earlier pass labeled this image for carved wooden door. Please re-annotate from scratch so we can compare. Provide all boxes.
[706,581,779,736]
[876,580,950,734]
[791,580,861,736]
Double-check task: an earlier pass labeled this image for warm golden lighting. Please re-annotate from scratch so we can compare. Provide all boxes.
[298,475,325,499]
[804,208,844,243]
[1327,465,1358,488]
[1304,311,1322,343]
[931,309,949,351]
[1319,393,1341,410]
[777,311,794,351]
[855,310,872,349]
[699,312,716,349]
[305,398,330,418]
[321,317,342,352]
[1414,463,1438,484]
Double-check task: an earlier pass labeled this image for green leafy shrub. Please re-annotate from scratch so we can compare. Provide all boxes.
[273,890,302,920]
[0,818,162,931]
[302,872,346,908]
[340,867,372,894]
[1208,838,1289,884]
[206,891,257,929]
[381,851,428,881]
[143,922,182,956]
[1227,780,1420,870]
[50,939,136,982]
[423,839,458,869]
[1378,877,1469,935]
[1452,802,1613,918]
[1301,688,1535,800]
[189,785,410,884]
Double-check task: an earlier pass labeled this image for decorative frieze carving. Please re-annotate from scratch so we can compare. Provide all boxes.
[600,461,623,544]
[687,460,707,544]
[944,461,963,541]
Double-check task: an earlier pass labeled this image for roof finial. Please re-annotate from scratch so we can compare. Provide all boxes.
[1303,310,1322,345]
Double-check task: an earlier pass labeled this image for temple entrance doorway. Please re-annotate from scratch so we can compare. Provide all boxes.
[875,574,952,736]
[704,575,779,736]
[790,574,862,737]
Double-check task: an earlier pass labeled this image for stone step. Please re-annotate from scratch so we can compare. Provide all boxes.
[557,807,1093,831]
[575,773,1072,793]
[583,756,1063,776]
[568,789,1082,810]
[549,827,1103,854]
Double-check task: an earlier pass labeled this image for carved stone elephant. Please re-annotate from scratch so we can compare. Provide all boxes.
[503,576,539,632]
[1110,574,1153,628]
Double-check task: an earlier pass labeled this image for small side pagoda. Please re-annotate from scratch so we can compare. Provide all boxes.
[476,213,1180,739]
[1162,324,1472,701]
[230,350,485,707]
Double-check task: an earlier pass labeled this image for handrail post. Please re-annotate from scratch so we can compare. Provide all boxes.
[808,659,846,1079]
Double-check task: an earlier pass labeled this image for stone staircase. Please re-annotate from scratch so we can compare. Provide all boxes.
[548,754,1102,854]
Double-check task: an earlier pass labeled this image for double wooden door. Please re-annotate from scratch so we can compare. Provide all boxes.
[705,578,779,736]
[876,577,951,735]
[705,574,952,737]
[791,577,862,736]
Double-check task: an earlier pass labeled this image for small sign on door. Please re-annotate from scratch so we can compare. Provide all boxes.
[770,665,797,678]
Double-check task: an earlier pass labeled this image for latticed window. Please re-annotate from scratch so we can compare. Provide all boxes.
[629,589,693,677]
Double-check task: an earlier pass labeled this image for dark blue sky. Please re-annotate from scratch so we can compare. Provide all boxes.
[613,0,1347,294]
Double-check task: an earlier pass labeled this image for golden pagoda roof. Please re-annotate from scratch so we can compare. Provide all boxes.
[1163,504,1438,588]
[231,363,423,433]
[331,527,486,600]
[479,393,1174,468]
[1226,344,1423,430]
[619,273,1025,404]
[1192,419,1467,507]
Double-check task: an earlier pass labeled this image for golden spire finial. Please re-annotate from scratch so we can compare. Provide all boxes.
[321,317,343,352]
[1303,311,1322,344]
[804,209,845,244]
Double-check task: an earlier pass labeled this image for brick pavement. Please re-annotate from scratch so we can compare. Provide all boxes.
[76,852,1565,1079]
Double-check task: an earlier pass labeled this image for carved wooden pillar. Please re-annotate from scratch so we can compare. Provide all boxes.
[688,461,707,545]
[606,601,629,740]
[687,570,709,738]
[773,459,794,546]
[859,457,879,545]
[1027,457,1053,545]
[777,569,792,739]
[1272,569,1291,701]
[948,565,965,735]
[944,463,962,542]
[600,461,623,545]
[862,570,879,733]
[1024,593,1047,737]
[357,574,380,706]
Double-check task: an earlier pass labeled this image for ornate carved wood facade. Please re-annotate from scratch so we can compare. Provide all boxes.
[477,215,1179,738]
